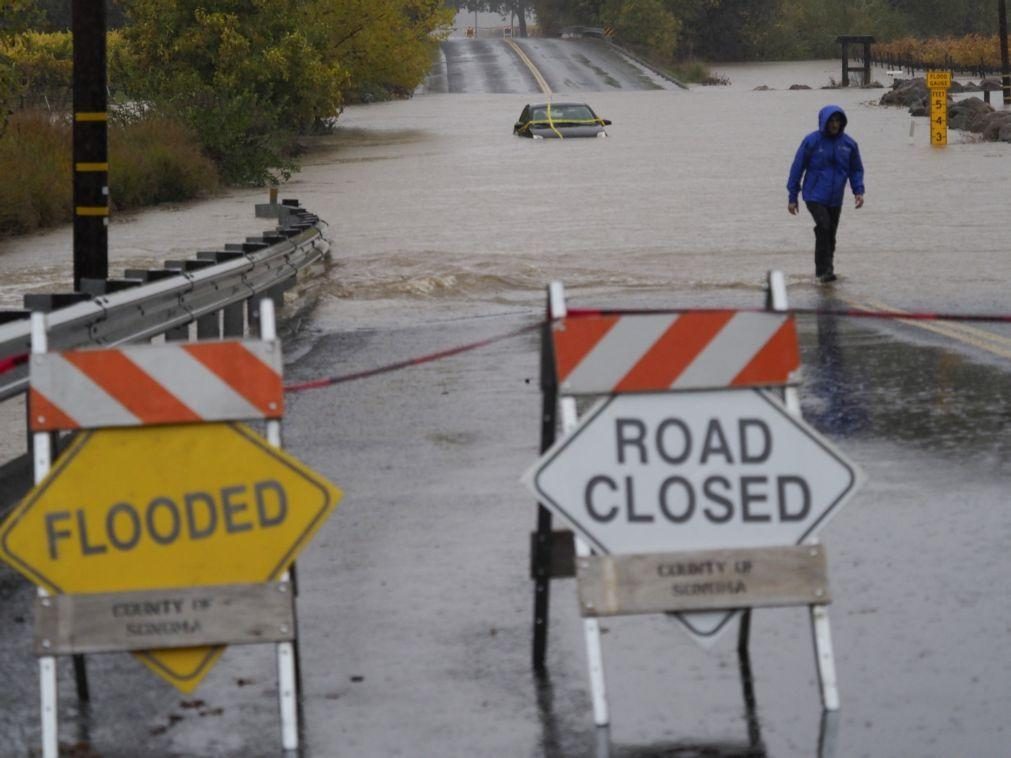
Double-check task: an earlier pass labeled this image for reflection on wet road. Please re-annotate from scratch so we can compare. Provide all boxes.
[805,298,1010,466]
[437,38,674,94]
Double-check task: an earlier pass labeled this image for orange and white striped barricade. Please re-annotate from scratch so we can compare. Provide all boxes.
[0,301,342,757]
[524,271,862,734]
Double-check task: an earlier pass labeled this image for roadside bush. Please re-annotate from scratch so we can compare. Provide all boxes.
[0,109,218,237]
[110,114,219,208]
[0,109,71,235]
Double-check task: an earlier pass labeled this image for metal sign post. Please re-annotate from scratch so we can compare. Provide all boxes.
[524,272,862,730]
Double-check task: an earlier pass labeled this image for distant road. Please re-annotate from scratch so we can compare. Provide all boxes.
[433,37,678,95]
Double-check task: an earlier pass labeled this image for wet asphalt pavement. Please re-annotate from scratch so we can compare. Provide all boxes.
[436,38,674,94]
[0,39,1010,758]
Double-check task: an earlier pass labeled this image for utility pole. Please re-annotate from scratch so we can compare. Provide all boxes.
[1000,0,1010,105]
[72,0,108,289]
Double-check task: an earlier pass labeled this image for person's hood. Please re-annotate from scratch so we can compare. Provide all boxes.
[818,105,848,135]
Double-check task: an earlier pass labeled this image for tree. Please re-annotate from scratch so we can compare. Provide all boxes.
[603,0,679,57]
[1,0,44,127]
[122,0,347,183]
[121,0,451,183]
[447,1,532,36]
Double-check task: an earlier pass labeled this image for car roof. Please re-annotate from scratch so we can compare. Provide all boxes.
[526,102,593,109]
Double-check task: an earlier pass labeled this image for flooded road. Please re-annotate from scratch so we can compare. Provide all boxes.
[1,50,1010,757]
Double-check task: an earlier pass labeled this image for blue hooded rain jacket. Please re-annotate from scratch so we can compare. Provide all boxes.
[787,105,865,208]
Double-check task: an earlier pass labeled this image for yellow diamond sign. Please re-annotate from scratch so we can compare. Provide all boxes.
[0,422,342,692]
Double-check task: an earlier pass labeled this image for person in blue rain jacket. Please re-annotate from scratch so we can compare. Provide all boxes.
[787,105,865,283]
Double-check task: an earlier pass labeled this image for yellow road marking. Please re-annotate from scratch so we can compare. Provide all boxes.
[844,299,1011,360]
[505,38,552,96]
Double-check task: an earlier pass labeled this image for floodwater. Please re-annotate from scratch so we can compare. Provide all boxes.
[1,58,1010,757]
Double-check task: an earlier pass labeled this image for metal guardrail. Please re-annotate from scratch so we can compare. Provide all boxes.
[606,40,689,90]
[0,204,329,402]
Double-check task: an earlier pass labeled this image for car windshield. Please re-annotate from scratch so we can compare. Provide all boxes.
[529,105,596,122]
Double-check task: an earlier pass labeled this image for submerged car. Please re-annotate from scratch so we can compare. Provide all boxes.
[513,102,611,139]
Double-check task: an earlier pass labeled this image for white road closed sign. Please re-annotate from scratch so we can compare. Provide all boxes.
[522,389,863,641]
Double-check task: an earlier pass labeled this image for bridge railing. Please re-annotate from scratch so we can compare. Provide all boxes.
[0,203,329,403]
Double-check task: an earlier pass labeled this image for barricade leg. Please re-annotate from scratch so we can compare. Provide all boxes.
[575,537,609,726]
[72,655,90,702]
[31,312,59,758]
[811,604,840,711]
[39,653,58,758]
[768,271,840,711]
[532,505,554,672]
[533,318,559,672]
[737,609,751,655]
[551,279,610,726]
[277,633,299,750]
[261,298,300,750]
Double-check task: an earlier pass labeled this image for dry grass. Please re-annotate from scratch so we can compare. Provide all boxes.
[110,115,219,208]
[0,110,72,236]
[0,110,219,238]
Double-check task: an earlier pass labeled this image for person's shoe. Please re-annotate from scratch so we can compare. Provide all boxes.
[817,272,837,283]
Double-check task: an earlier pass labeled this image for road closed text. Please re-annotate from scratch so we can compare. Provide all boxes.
[582,417,811,525]
[43,479,289,559]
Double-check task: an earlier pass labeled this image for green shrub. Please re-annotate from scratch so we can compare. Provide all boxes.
[0,31,130,112]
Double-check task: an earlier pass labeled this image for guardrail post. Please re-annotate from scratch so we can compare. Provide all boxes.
[196,312,220,341]
[223,302,245,338]
[165,323,189,342]
[246,297,261,338]
[269,283,287,312]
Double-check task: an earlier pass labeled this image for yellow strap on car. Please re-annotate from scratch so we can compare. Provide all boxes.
[545,102,563,140]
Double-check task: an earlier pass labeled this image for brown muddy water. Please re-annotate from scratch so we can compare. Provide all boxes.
[2,62,1009,326]
[0,61,1009,758]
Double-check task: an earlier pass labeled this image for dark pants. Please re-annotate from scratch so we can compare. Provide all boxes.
[805,202,842,277]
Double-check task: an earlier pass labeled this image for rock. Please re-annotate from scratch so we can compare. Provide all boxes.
[789,84,811,90]
[864,80,885,89]
[982,111,1011,141]
[753,85,771,91]
[909,101,928,117]
[980,78,1002,91]
[948,81,965,93]
[948,97,993,131]
[999,123,1011,142]
[880,78,928,107]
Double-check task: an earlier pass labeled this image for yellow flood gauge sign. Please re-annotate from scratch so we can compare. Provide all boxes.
[927,70,951,146]
[0,422,342,692]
